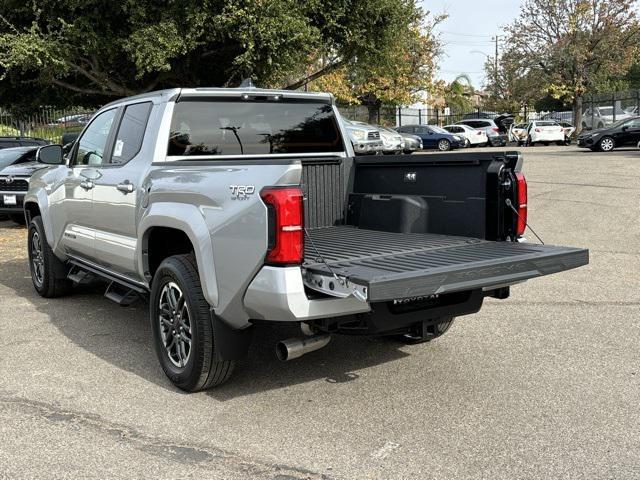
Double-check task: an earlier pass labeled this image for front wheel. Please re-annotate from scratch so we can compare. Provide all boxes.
[598,136,615,152]
[463,138,471,148]
[28,216,72,297]
[437,139,451,151]
[150,254,234,391]
[394,317,454,345]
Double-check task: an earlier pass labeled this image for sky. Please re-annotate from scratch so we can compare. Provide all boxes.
[423,0,523,90]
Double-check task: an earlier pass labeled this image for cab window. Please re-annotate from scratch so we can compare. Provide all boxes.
[72,109,116,166]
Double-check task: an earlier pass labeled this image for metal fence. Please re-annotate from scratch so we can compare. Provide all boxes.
[0,107,95,144]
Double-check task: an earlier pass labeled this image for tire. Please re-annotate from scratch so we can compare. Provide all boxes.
[395,317,454,345]
[28,216,72,297]
[527,135,534,146]
[9,213,26,225]
[598,136,615,152]
[543,142,549,146]
[437,139,451,151]
[555,141,565,146]
[150,254,234,391]
[463,138,471,148]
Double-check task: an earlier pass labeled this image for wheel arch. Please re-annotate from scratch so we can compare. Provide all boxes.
[23,190,54,247]
[139,203,218,307]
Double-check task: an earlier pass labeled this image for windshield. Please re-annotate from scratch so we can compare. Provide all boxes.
[168,99,344,156]
[0,148,31,169]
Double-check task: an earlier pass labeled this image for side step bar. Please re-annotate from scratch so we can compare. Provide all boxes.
[104,281,142,306]
[67,257,148,306]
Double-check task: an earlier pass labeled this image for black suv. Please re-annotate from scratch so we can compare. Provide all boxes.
[578,117,640,151]
[0,136,50,150]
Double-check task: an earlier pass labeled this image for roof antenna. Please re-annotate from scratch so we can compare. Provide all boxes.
[239,77,255,88]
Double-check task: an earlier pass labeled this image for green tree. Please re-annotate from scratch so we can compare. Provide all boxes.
[443,74,474,113]
[0,0,429,109]
[491,0,640,130]
[308,4,443,123]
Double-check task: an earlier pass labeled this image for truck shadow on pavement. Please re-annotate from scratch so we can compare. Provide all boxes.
[0,258,412,399]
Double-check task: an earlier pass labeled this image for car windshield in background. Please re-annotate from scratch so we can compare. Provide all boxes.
[168,100,344,156]
[0,147,35,169]
[536,121,559,127]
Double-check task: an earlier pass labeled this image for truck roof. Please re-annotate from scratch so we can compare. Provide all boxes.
[102,87,334,109]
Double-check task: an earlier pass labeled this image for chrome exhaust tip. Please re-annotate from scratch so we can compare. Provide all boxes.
[275,334,331,361]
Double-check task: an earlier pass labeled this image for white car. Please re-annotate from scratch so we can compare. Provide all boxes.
[509,122,529,144]
[582,105,632,130]
[526,121,565,146]
[443,124,488,147]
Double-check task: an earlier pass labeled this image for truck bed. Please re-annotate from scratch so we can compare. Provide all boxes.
[303,226,589,302]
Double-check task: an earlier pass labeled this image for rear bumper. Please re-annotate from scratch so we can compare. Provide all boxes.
[244,266,371,322]
[488,135,508,146]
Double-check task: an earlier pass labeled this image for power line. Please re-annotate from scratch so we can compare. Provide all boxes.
[438,30,497,38]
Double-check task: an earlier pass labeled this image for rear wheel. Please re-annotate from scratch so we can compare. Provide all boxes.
[394,317,454,345]
[437,139,451,151]
[150,254,234,391]
[598,136,615,152]
[527,135,534,146]
[28,216,72,297]
[463,138,471,148]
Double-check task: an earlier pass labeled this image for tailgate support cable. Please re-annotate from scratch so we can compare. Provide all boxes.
[304,227,345,286]
[505,199,545,244]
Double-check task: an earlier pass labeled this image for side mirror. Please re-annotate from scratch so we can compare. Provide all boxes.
[622,126,629,131]
[36,144,64,165]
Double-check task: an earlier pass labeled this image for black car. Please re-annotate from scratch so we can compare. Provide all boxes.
[578,117,640,151]
[0,136,50,150]
[0,147,48,224]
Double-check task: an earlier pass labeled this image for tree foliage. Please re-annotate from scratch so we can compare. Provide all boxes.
[483,0,640,128]
[307,5,442,122]
[0,0,435,109]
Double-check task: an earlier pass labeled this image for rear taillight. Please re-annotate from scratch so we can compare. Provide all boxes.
[477,131,483,135]
[492,127,499,133]
[515,172,527,236]
[260,187,304,265]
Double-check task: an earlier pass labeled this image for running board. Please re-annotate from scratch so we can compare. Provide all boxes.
[67,257,148,306]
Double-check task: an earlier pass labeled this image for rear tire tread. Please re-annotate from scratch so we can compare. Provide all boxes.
[151,254,234,391]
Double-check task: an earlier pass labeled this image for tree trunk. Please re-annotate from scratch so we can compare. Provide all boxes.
[367,104,379,124]
[573,95,583,134]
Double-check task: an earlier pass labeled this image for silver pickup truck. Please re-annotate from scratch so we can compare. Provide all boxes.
[24,88,589,391]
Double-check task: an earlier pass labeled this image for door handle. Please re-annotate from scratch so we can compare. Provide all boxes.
[116,181,135,194]
[80,180,94,190]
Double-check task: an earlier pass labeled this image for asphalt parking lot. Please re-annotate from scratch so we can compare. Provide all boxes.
[1,145,639,479]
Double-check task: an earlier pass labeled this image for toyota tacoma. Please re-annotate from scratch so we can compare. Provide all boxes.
[24,88,589,391]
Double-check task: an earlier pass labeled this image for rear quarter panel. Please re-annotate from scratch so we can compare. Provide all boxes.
[140,161,301,328]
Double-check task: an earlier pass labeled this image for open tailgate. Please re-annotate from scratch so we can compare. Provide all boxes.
[303,227,589,302]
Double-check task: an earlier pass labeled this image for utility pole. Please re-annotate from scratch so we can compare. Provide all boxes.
[493,35,501,87]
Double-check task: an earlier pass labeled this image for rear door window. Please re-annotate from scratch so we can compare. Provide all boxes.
[168,99,344,156]
[110,102,152,165]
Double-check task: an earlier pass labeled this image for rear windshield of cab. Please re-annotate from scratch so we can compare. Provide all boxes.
[168,98,344,156]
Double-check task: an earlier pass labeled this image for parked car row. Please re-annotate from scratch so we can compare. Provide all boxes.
[0,146,48,224]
